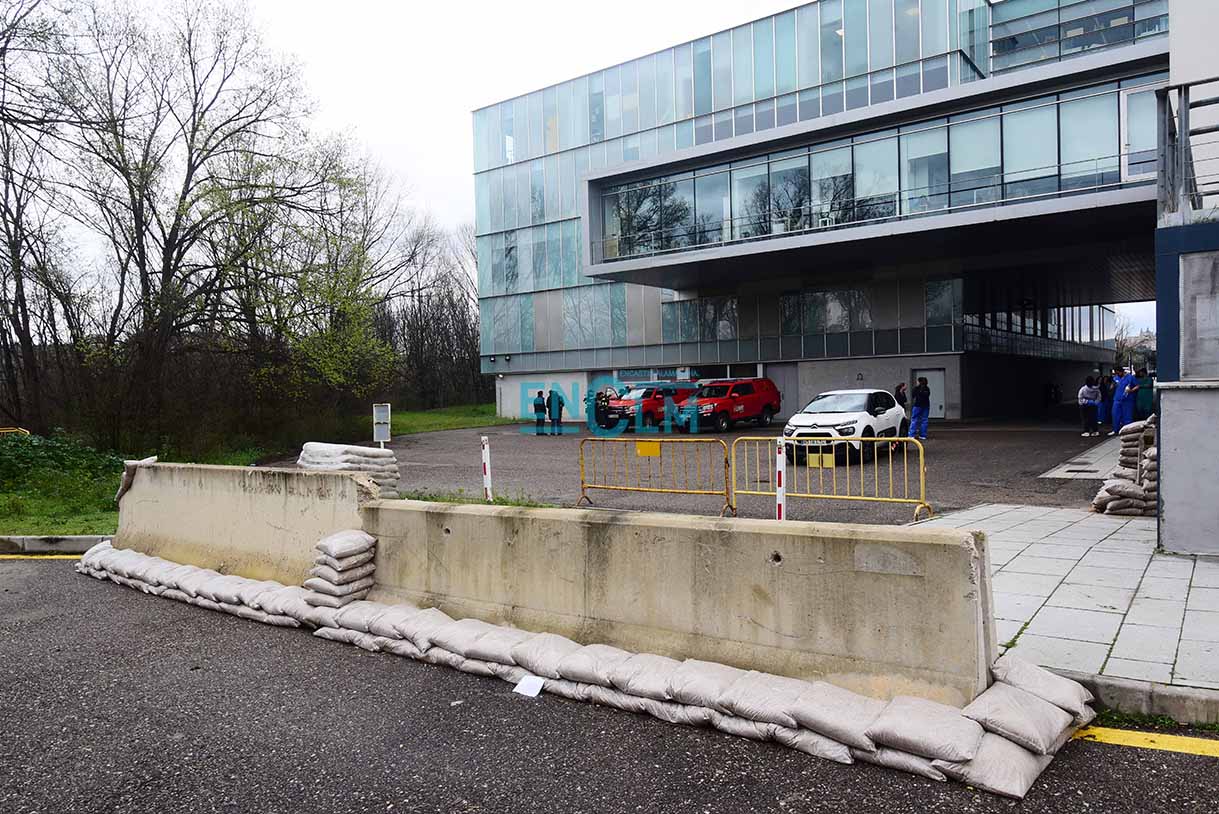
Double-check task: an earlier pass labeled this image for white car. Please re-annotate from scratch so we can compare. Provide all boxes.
[782,388,909,461]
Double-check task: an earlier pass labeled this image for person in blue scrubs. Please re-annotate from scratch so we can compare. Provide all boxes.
[1110,368,1136,435]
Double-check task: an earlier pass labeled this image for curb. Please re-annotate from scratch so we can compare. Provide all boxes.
[1052,667,1219,726]
[0,535,107,555]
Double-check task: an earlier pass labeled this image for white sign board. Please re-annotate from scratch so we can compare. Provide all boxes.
[372,403,392,443]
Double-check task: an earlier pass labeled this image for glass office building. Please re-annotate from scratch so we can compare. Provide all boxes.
[473,1,1167,419]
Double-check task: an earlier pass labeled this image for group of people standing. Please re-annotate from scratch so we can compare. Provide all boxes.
[893,377,932,441]
[1077,367,1153,437]
[532,389,565,435]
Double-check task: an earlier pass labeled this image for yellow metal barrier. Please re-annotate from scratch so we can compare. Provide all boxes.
[0,427,30,436]
[578,437,734,517]
[731,436,933,521]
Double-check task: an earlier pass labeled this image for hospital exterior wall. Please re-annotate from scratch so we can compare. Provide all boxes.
[364,500,997,705]
[796,354,962,419]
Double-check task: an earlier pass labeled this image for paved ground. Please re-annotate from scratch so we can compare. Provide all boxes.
[921,505,1219,690]
[1039,435,1122,479]
[3,559,1217,814]
[286,420,1106,524]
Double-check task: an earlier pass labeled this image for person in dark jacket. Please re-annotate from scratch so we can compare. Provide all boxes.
[1077,376,1101,437]
[894,382,908,416]
[911,377,931,441]
[532,390,546,436]
[546,388,565,435]
[1099,368,1116,434]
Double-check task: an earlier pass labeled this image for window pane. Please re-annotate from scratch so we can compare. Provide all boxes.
[560,151,576,217]
[693,37,712,116]
[713,31,732,111]
[820,0,844,84]
[754,17,775,100]
[513,96,529,159]
[605,65,621,139]
[896,61,920,98]
[731,162,769,239]
[556,83,571,152]
[797,3,820,89]
[895,0,920,65]
[530,159,545,223]
[516,164,531,229]
[825,291,850,333]
[1003,102,1058,197]
[901,126,949,213]
[853,136,898,220]
[639,54,656,130]
[621,60,638,135]
[810,146,853,225]
[589,72,605,143]
[713,109,733,140]
[777,92,798,126]
[676,119,694,149]
[733,26,753,106]
[545,155,559,218]
[660,176,695,249]
[502,165,516,228]
[528,91,544,158]
[562,219,579,286]
[845,0,868,77]
[846,76,869,110]
[755,98,776,130]
[949,115,1000,207]
[869,0,894,70]
[770,154,810,233]
[922,0,947,57]
[1127,88,1157,174]
[695,169,730,245]
[780,294,801,335]
[775,10,797,94]
[871,68,894,103]
[544,86,559,153]
[926,279,954,325]
[734,104,754,136]
[1060,92,1119,190]
[799,87,820,120]
[656,49,675,125]
[574,76,589,145]
[546,223,561,288]
[822,81,844,115]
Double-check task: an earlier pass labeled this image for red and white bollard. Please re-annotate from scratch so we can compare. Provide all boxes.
[775,438,787,521]
[481,435,493,502]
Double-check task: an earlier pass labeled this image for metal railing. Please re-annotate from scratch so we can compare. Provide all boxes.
[731,436,932,522]
[577,437,733,517]
[1158,76,1219,225]
[0,427,31,436]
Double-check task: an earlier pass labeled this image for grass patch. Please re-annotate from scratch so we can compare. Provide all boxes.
[398,488,553,508]
[0,434,123,535]
[345,404,520,439]
[1001,621,1031,650]
[1094,707,1219,735]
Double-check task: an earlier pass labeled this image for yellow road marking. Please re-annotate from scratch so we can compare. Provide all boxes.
[0,554,82,560]
[1074,726,1219,757]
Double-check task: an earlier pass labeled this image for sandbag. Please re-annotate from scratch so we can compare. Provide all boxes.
[638,697,716,728]
[263,614,300,629]
[962,681,1074,755]
[235,580,283,607]
[865,697,984,762]
[376,637,424,659]
[488,662,531,685]
[308,562,377,586]
[557,644,634,687]
[1105,481,1148,501]
[851,746,946,781]
[1145,446,1158,461]
[717,671,808,729]
[130,556,172,583]
[258,586,312,618]
[933,733,1053,800]
[665,659,746,713]
[197,575,249,605]
[464,626,533,665]
[177,568,222,597]
[454,658,498,678]
[772,725,853,765]
[396,607,456,650]
[430,618,499,656]
[1105,498,1150,512]
[423,646,467,670]
[790,681,887,752]
[509,633,582,679]
[709,711,774,742]
[314,550,375,571]
[608,653,683,702]
[161,588,191,603]
[313,626,381,652]
[315,529,377,559]
[1108,466,1136,481]
[191,596,223,612]
[301,441,396,459]
[333,600,391,633]
[365,605,419,639]
[107,550,147,578]
[303,589,368,609]
[302,605,340,629]
[156,564,200,590]
[80,540,113,569]
[542,679,593,702]
[990,654,1094,722]
[302,575,376,598]
[1119,420,1147,436]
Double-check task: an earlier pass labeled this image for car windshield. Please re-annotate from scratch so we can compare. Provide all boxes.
[696,384,732,398]
[619,388,652,400]
[802,392,869,413]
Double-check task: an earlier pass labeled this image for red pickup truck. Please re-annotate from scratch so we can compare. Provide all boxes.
[677,378,782,433]
[603,382,700,429]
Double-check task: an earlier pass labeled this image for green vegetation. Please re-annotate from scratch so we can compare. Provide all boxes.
[1095,707,1219,735]
[399,489,553,508]
[1001,621,1030,650]
[345,404,519,438]
[0,434,123,535]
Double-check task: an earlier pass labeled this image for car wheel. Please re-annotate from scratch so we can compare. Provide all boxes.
[715,412,731,433]
[757,407,774,428]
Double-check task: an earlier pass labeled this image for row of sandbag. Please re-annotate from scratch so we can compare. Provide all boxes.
[1092,417,1158,516]
[297,441,400,498]
[75,541,1095,799]
[302,529,377,608]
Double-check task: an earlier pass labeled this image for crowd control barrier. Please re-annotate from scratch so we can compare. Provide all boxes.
[578,437,734,517]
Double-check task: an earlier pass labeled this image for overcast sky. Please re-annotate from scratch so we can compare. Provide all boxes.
[247,0,1155,332]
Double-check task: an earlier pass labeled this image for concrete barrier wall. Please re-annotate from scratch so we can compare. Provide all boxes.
[365,501,997,705]
[116,463,374,584]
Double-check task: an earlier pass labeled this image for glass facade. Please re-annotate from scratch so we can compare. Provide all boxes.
[597,74,1160,262]
[990,0,1169,74]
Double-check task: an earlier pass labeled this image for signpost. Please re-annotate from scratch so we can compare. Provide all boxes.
[373,403,391,448]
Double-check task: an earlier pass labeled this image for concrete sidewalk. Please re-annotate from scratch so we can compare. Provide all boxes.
[920,504,1219,690]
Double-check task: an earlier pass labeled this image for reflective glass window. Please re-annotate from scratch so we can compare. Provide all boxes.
[869,0,894,69]
[676,119,694,149]
[1060,92,1119,190]
[562,219,579,286]
[574,76,589,145]
[500,100,514,163]
[896,61,921,98]
[516,164,531,228]
[589,72,605,143]
[731,161,769,239]
[504,230,518,293]
[639,55,657,131]
[656,50,675,125]
[922,0,947,56]
[871,69,895,104]
[513,96,529,161]
[676,43,695,119]
[660,176,696,249]
[545,155,559,219]
[769,154,810,233]
[733,25,753,106]
[713,31,732,111]
[853,136,898,220]
[901,126,949,213]
[820,0,844,84]
[714,110,733,141]
[754,17,775,100]
[777,92,798,126]
[922,54,948,93]
[517,226,532,291]
[949,114,1000,207]
[693,37,712,116]
[775,10,797,94]
[560,151,576,217]
[528,91,544,158]
[780,294,802,334]
[546,222,562,288]
[846,76,869,110]
[1126,88,1157,174]
[734,104,754,136]
[530,159,545,224]
[810,145,853,225]
[502,165,516,228]
[895,0,920,64]
[695,168,730,245]
[797,3,820,89]
[475,172,490,234]
[543,86,558,153]
[1003,101,1058,197]
[531,226,546,287]
[844,0,868,77]
[755,98,776,130]
[799,88,820,120]
[695,114,713,145]
[605,65,621,139]
[555,83,571,152]
[621,60,638,135]
[822,81,844,115]
[825,291,850,333]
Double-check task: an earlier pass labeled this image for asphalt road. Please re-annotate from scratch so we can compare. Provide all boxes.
[3,560,1216,814]
[293,420,1106,524]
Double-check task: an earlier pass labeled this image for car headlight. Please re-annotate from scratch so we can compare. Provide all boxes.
[782,425,795,436]
[834,421,858,434]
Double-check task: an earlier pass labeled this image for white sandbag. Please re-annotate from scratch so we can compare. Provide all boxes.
[865,696,984,762]
[313,626,381,652]
[543,679,594,702]
[932,733,1053,800]
[489,663,531,685]
[301,441,396,459]
[465,626,533,665]
[608,653,683,702]
[772,725,854,765]
[365,604,419,639]
[315,529,377,559]
[851,746,947,781]
[178,568,222,598]
[994,651,1101,722]
[396,607,456,650]
[584,683,651,714]
[107,549,148,578]
[557,644,634,687]
[130,556,172,583]
[155,564,200,590]
[717,671,808,729]
[790,681,887,752]
[302,605,340,629]
[710,711,775,742]
[376,637,424,659]
[638,697,716,728]
[235,580,283,608]
[1105,481,1148,501]
[197,574,249,605]
[302,575,375,598]
[1145,446,1158,461]
[192,596,223,612]
[80,540,113,569]
[1119,420,1147,436]
[422,646,466,670]
[162,588,191,603]
[1107,466,1136,481]
[1106,498,1151,512]
[302,589,369,608]
[666,659,746,713]
[223,603,271,625]
[430,618,499,656]
[258,586,312,618]
[314,550,375,571]
[509,632,582,679]
[263,614,300,628]
[455,658,498,678]
[333,600,392,633]
[962,681,1074,755]
[308,562,377,586]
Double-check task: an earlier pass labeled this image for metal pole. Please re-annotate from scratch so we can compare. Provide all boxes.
[481,436,493,502]
[775,438,787,521]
